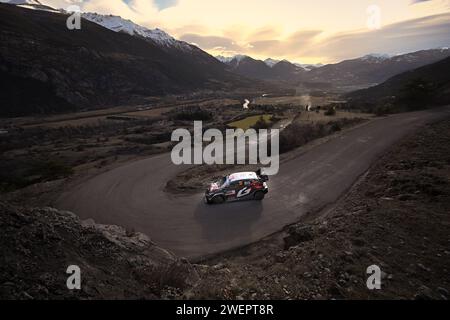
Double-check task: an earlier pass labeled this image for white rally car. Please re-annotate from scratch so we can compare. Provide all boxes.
[204,171,269,204]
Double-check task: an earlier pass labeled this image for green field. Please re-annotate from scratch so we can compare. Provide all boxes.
[228,114,273,130]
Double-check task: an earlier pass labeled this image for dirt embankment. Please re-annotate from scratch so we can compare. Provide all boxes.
[187,118,450,300]
[0,203,199,300]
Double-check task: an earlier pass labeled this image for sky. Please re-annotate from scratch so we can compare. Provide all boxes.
[39,0,450,63]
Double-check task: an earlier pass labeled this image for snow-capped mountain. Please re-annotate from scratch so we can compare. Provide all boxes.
[306,48,450,88]
[222,55,274,79]
[217,55,308,81]
[216,54,249,65]
[216,55,235,64]
[264,58,280,67]
[221,55,323,72]
[265,58,324,71]
[216,48,450,86]
[348,55,450,107]
[1,0,42,4]
[80,12,192,51]
[360,53,392,62]
[0,0,56,11]
[265,58,323,70]
[1,0,193,51]
[294,63,324,71]
[1,3,245,116]
[231,54,249,65]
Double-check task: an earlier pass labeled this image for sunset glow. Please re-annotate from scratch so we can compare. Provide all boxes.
[35,0,450,63]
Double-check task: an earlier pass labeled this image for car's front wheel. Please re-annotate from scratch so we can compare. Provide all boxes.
[212,195,225,204]
[254,191,265,201]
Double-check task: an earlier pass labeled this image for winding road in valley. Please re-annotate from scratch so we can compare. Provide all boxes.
[56,107,450,259]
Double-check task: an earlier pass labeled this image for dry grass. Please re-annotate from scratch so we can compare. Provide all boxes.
[295,110,373,123]
[228,114,273,130]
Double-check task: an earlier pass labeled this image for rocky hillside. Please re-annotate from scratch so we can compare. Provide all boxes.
[217,49,450,89]
[220,55,307,82]
[0,202,199,299]
[306,49,450,89]
[347,56,450,111]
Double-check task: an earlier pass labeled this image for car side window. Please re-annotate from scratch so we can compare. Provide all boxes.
[230,181,243,190]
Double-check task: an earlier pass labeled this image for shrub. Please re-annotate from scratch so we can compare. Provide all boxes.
[325,107,336,116]
[330,122,341,132]
[397,78,434,110]
[170,108,212,121]
[125,132,171,145]
[0,158,73,192]
[252,116,272,130]
[279,118,364,154]
[374,105,391,116]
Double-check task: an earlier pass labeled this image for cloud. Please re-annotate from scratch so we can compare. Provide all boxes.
[245,30,321,59]
[41,0,450,63]
[411,0,433,4]
[121,0,178,11]
[304,13,450,61]
[153,0,178,10]
[189,13,450,63]
[179,29,322,59]
[179,34,244,52]
[246,27,283,42]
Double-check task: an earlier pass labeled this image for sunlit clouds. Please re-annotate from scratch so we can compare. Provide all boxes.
[43,0,450,63]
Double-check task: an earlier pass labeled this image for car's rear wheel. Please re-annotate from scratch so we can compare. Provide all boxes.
[254,191,265,201]
[212,195,225,204]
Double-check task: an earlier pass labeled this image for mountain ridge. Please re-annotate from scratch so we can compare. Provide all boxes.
[216,49,450,88]
[347,55,450,111]
[0,4,251,117]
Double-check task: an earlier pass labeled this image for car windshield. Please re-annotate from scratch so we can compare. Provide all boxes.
[216,176,227,187]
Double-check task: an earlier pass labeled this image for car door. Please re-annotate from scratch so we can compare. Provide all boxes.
[236,180,252,199]
[224,181,239,200]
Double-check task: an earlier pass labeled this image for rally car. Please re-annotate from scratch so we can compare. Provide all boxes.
[204,170,269,204]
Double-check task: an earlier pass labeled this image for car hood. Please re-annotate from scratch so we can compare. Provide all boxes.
[208,182,220,192]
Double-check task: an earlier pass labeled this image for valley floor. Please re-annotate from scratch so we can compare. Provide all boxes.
[188,118,450,300]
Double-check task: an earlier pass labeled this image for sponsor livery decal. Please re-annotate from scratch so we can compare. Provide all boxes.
[237,187,252,198]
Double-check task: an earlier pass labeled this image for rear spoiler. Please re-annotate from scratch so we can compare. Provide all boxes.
[255,169,269,182]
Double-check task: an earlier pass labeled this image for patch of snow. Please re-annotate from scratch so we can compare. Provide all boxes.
[216,55,234,63]
[233,54,248,62]
[17,4,59,12]
[1,0,42,4]
[294,62,323,71]
[3,1,192,51]
[264,58,280,67]
[226,54,249,67]
[361,53,391,61]
[80,12,191,51]
[2,0,60,13]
